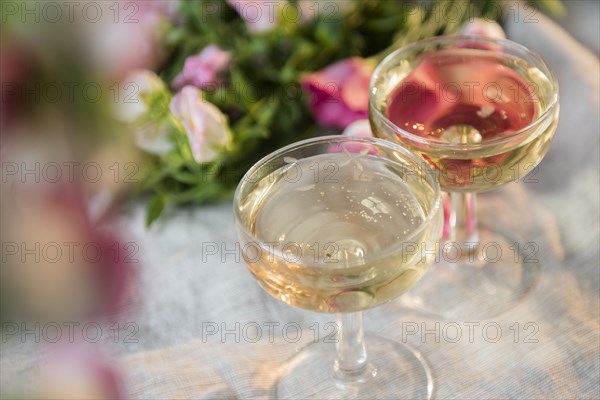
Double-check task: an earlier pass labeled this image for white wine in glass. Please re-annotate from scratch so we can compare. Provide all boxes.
[235,136,443,399]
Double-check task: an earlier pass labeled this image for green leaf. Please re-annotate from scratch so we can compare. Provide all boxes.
[536,0,566,17]
[146,195,166,227]
[315,19,343,48]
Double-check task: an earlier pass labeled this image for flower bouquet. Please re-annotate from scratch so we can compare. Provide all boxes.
[123,0,527,224]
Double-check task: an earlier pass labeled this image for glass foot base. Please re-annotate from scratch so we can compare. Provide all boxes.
[274,335,433,399]
[403,228,540,320]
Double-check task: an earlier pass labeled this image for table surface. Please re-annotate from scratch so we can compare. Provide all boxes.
[2,13,599,400]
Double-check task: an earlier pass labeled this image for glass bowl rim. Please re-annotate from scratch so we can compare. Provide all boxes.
[368,34,559,150]
[233,134,443,269]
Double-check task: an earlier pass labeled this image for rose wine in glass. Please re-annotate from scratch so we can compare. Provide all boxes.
[235,136,442,399]
[369,36,559,319]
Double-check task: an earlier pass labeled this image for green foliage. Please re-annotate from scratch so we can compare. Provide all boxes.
[535,0,566,18]
[140,0,513,223]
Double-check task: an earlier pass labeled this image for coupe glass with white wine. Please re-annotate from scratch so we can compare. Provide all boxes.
[369,35,559,318]
[234,136,443,399]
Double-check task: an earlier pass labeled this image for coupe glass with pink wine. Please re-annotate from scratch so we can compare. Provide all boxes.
[369,35,559,319]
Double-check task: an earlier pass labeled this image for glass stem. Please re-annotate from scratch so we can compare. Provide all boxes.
[333,312,372,382]
[448,192,479,250]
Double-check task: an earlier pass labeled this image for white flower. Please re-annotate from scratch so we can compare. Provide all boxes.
[342,119,373,137]
[460,19,506,39]
[114,70,165,123]
[114,70,173,155]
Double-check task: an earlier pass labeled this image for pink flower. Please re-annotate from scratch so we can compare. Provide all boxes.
[137,0,180,21]
[227,0,282,33]
[459,18,506,39]
[301,58,372,129]
[172,45,232,90]
[170,86,232,163]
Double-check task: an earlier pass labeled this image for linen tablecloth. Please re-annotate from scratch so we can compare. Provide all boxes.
[2,13,599,400]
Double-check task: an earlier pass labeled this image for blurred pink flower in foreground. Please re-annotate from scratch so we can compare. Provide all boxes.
[172,45,232,90]
[459,18,506,39]
[301,58,372,129]
[87,1,177,78]
[227,0,282,33]
[170,86,232,163]
[2,184,133,321]
[0,38,30,135]
[39,340,125,399]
